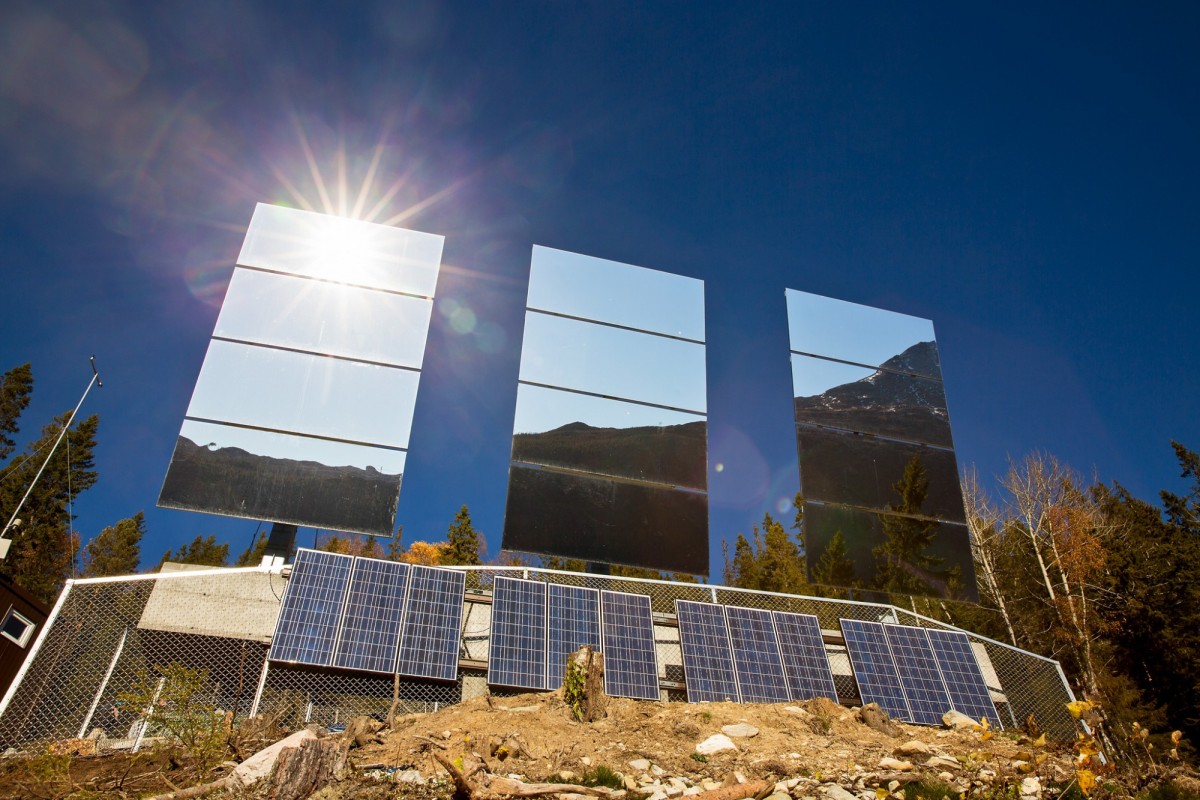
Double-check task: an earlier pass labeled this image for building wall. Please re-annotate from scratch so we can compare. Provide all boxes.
[0,574,50,697]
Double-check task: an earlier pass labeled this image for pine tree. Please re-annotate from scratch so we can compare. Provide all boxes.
[442,505,483,566]
[82,512,145,577]
[873,455,942,595]
[0,363,33,462]
[756,513,808,594]
[235,530,269,566]
[723,531,760,588]
[812,529,856,587]
[0,411,99,603]
[159,535,229,568]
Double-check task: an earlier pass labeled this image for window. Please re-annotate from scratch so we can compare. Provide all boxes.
[1,607,35,648]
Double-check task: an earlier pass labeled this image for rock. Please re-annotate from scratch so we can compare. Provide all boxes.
[696,734,738,755]
[629,759,652,771]
[683,789,701,796]
[976,769,996,784]
[734,771,748,784]
[666,786,683,798]
[765,794,791,800]
[442,729,452,739]
[857,704,903,737]
[787,779,801,790]
[774,781,789,794]
[396,769,426,784]
[1012,760,1032,773]
[894,740,932,757]
[888,781,900,792]
[722,722,760,738]
[581,757,592,766]
[784,705,812,716]
[925,755,960,770]
[558,771,577,782]
[669,777,689,791]
[701,779,722,791]
[942,711,978,730]
[624,776,640,791]
[652,765,667,776]
[822,785,859,800]
[648,792,667,800]
[937,773,954,783]
[877,758,913,771]
[1020,776,1041,799]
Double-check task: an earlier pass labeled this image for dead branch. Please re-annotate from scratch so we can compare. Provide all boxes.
[687,781,773,800]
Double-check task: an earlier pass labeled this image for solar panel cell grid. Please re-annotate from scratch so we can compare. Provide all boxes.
[395,566,466,681]
[840,619,912,721]
[676,600,739,703]
[332,558,410,673]
[926,628,1002,728]
[725,606,789,703]
[772,612,839,703]
[488,577,549,690]
[546,584,601,690]
[883,624,953,726]
[269,549,354,666]
[601,591,660,701]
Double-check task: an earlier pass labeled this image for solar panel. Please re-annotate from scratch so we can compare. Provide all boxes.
[269,549,353,666]
[675,600,739,702]
[488,577,548,690]
[883,624,953,725]
[332,558,410,673]
[772,612,839,703]
[840,619,911,721]
[725,606,789,703]
[926,628,1002,727]
[601,591,660,700]
[546,584,601,690]
[394,566,466,681]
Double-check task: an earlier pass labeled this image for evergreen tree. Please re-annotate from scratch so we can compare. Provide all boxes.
[235,530,268,566]
[756,513,808,594]
[0,363,33,462]
[811,529,856,587]
[873,455,942,595]
[159,535,229,568]
[0,411,99,603]
[722,531,760,588]
[442,505,483,566]
[82,512,145,577]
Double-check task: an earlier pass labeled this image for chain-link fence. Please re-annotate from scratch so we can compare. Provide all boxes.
[0,564,1078,750]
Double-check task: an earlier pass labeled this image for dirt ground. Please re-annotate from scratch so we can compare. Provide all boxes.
[0,691,1193,800]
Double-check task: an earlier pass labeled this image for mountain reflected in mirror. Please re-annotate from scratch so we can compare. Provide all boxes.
[511,384,707,489]
[792,342,952,447]
[159,422,404,535]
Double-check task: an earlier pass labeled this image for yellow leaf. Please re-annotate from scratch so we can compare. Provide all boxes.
[1033,734,1047,748]
[876,789,890,799]
[1017,762,1033,773]
[980,717,991,731]
[1036,754,1049,765]
[981,731,994,742]
[1077,769,1096,796]
[1172,730,1183,746]
[1066,700,1096,720]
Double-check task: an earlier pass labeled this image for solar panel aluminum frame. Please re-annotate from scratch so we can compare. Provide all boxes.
[488,577,550,691]
[675,600,740,703]
[839,619,913,722]
[600,590,661,701]
[268,548,355,667]
[771,611,839,703]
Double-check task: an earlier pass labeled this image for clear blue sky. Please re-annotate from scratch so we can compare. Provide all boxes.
[1,2,1197,575]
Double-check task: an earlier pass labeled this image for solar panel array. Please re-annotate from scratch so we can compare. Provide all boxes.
[601,591,661,700]
[676,601,838,705]
[840,619,1001,726]
[269,549,465,681]
[773,611,840,703]
[489,577,549,690]
[546,584,602,690]
[926,628,1001,726]
[676,601,738,702]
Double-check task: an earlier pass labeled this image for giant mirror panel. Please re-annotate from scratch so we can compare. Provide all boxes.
[791,354,953,447]
[502,248,710,576]
[504,465,709,575]
[511,385,707,490]
[519,312,706,412]
[803,503,978,602]
[159,205,444,535]
[787,289,977,601]
[796,426,966,523]
[215,269,433,368]
[785,289,941,380]
[526,245,706,340]
[237,202,442,296]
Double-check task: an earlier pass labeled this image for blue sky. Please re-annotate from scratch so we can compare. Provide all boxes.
[1,2,1197,574]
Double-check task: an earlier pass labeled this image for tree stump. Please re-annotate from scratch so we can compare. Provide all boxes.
[857,703,902,738]
[563,645,606,722]
[268,736,346,800]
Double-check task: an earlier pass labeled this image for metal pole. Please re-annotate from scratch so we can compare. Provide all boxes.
[1,357,102,545]
[79,627,128,739]
[250,653,270,718]
[131,677,164,753]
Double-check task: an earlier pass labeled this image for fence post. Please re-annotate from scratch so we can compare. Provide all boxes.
[250,652,271,718]
[78,627,128,739]
[0,580,74,721]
